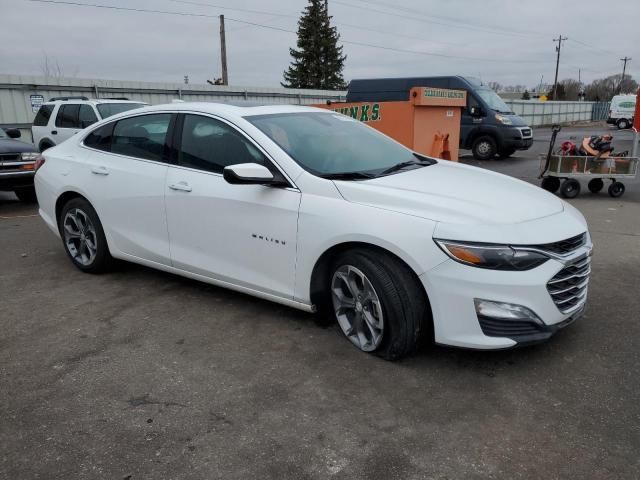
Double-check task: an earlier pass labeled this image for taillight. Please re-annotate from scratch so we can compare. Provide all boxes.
[34,155,46,172]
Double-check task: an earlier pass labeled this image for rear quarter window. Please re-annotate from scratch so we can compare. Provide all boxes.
[33,104,55,126]
[83,123,114,152]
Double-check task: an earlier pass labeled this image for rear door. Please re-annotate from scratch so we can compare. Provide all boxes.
[164,113,300,298]
[81,112,175,264]
[54,104,82,143]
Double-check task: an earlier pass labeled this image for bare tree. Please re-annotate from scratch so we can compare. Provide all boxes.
[487,81,502,92]
[40,54,65,80]
[585,74,638,101]
[559,78,581,100]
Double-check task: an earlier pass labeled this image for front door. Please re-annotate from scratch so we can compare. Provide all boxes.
[165,113,300,299]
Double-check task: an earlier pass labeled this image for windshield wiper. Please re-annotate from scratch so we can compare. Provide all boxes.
[320,171,375,180]
[378,156,433,176]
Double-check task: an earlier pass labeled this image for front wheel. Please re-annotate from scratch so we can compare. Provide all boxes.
[329,250,429,360]
[59,198,113,273]
[471,136,497,160]
[608,181,625,198]
[616,119,630,130]
[560,179,581,198]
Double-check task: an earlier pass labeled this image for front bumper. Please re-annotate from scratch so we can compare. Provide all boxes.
[420,246,590,349]
[0,171,35,190]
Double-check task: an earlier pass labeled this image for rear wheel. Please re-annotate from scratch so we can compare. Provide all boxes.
[608,181,625,198]
[588,178,604,193]
[472,136,497,160]
[59,198,113,273]
[616,119,630,130]
[541,177,560,193]
[39,142,54,152]
[560,179,581,198]
[329,250,429,360]
[14,186,37,203]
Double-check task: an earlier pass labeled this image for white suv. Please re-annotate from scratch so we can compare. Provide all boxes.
[32,97,146,152]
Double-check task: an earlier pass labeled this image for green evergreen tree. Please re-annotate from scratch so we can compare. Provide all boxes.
[282,0,346,90]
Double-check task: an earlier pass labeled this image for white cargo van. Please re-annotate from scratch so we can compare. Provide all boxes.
[606,94,636,129]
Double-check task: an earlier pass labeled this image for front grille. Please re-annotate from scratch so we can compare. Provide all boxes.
[547,255,591,313]
[533,233,587,255]
[0,154,21,162]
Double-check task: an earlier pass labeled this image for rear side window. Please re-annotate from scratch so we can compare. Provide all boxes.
[78,105,98,129]
[56,104,81,128]
[111,114,172,161]
[33,104,55,126]
[84,123,114,152]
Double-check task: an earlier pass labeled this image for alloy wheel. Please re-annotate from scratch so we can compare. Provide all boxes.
[63,208,98,266]
[331,265,384,352]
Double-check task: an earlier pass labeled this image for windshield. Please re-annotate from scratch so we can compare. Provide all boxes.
[247,112,431,177]
[97,103,145,119]
[0,128,7,139]
[475,88,513,114]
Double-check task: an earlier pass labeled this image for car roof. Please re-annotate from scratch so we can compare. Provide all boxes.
[44,99,146,105]
[122,102,328,118]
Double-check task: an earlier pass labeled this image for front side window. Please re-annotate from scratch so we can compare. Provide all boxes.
[78,105,98,128]
[111,114,171,161]
[246,112,422,177]
[56,104,80,128]
[177,114,266,173]
[33,104,55,126]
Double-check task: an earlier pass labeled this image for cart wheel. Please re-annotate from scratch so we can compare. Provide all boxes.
[587,178,604,193]
[608,181,625,198]
[560,179,581,198]
[541,177,560,193]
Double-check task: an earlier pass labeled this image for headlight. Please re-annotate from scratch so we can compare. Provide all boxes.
[495,114,512,125]
[20,152,39,161]
[435,239,548,271]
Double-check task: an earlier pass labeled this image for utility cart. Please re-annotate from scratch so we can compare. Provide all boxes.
[539,125,638,198]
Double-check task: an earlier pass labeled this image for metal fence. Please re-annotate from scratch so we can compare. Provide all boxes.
[0,74,346,134]
[503,100,610,127]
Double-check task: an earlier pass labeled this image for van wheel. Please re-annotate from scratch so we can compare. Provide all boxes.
[329,250,429,360]
[472,136,497,160]
[59,198,113,273]
[616,119,630,130]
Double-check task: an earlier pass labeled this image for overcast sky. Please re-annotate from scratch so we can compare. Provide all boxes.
[1,0,638,89]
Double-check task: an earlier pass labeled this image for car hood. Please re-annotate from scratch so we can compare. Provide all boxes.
[333,161,564,225]
[0,138,38,154]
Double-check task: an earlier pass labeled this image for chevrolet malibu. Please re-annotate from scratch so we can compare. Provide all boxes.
[34,103,592,360]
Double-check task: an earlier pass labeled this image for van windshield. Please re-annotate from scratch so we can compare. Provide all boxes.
[475,88,513,114]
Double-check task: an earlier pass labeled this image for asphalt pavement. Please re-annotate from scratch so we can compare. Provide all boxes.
[1,124,639,479]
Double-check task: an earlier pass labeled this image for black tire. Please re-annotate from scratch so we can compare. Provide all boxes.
[587,178,604,193]
[608,181,625,198]
[541,177,560,193]
[329,249,430,360]
[471,136,497,160]
[498,147,516,159]
[39,142,54,152]
[59,197,113,273]
[616,119,630,130]
[560,179,580,198]
[14,186,37,203]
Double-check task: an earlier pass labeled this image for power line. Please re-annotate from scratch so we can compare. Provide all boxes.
[24,0,554,66]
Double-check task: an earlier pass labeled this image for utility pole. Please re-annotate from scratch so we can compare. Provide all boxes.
[219,14,228,86]
[619,56,631,94]
[552,35,568,100]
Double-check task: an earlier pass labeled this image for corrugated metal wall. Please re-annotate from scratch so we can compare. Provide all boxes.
[504,100,608,127]
[0,74,346,128]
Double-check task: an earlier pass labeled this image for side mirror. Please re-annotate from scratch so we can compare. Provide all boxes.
[470,106,484,117]
[223,163,283,186]
[5,128,21,139]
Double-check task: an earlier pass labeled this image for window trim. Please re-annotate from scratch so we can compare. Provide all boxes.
[171,111,297,190]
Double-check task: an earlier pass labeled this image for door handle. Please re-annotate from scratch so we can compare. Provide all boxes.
[169,182,192,192]
[91,166,109,176]
[51,130,58,135]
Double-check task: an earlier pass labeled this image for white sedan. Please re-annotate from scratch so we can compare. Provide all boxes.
[34,103,592,360]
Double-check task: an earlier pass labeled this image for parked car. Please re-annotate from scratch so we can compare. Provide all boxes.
[35,103,591,360]
[0,126,40,202]
[32,97,146,152]
[347,76,534,160]
[606,94,636,129]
